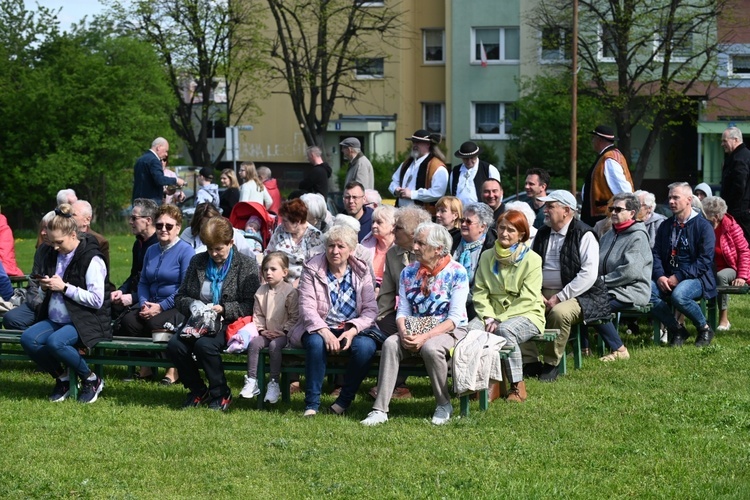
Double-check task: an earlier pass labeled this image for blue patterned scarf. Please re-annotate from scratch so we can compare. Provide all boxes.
[205,247,234,304]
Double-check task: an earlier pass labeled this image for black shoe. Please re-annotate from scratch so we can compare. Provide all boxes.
[77,375,104,404]
[695,324,714,347]
[669,325,690,347]
[538,363,559,383]
[523,361,544,379]
[49,378,70,402]
[207,392,232,412]
[182,388,209,408]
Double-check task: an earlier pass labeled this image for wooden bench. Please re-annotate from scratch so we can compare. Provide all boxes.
[1,329,514,416]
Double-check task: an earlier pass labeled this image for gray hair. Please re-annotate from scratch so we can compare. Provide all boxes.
[396,206,432,236]
[505,201,536,229]
[701,196,727,220]
[612,192,640,215]
[56,189,77,206]
[151,137,168,149]
[365,189,382,206]
[725,126,743,142]
[414,222,453,256]
[306,146,322,157]
[323,224,358,251]
[72,200,92,218]
[300,193,328,226]
[372,204,396,227]
[634,190,656,210]
[463,202,494,228]
[133,198,158,219]
[256,166,272,181]
[332,213,361,233]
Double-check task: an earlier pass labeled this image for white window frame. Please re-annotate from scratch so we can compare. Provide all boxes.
[598,23,616,62]
[729,54,750,79]
[654,29,692,63]
[354,57,384,79]
[470,27,520,65]
[423,29,445,65]
[539,27,572,63]
[354,0,384,7]
[471,102,514,140]
[422,102,445,135]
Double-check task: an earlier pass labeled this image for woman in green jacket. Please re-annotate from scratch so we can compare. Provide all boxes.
[472,210,545,403]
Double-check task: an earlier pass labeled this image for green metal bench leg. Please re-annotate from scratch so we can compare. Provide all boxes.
[69,367,78,399]
[460,394,470,417]
[257,351,267,409]
[653,317,661,344]
[707,298,717,332]
[572,324,582,370]
[280,372,291,403]
[479,389,489,411]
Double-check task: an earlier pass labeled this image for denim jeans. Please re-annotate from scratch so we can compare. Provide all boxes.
[302,332,377,411]
[20,320,90,378]
[650,278,707,329]
[2,302,37,330]
[593,298,630,351]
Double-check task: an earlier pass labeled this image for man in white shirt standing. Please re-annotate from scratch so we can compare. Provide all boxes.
[449,141,500,208]
[389,129,448,215]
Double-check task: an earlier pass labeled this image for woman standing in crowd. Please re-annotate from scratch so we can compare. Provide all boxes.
[20,205,111,403]
[219,168,241,217]
[266,198,324,282]
[168,217,260,411]
[239,161,273,209]
[472,210,544,402]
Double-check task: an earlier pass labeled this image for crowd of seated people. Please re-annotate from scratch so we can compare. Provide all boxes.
[3,163,737,424]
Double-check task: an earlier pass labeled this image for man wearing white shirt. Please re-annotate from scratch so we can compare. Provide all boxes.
[581,125,634,226]
[449,141,501,208]
[523,190,611,382]
[389,129,448,215]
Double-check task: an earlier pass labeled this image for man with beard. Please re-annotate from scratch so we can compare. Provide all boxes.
[388,129,448,215]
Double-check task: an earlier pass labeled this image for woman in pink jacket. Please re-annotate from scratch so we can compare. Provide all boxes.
[289,224,377,417]
[702,196,750,330]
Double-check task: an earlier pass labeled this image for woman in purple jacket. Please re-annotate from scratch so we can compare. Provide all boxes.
[289,225,377,417]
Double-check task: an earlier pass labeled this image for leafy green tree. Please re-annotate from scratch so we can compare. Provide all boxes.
[106,0,268,168]
[0,9,174,227]
[504,74,607,190]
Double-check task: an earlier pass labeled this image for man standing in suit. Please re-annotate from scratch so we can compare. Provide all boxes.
[132,137,184,205]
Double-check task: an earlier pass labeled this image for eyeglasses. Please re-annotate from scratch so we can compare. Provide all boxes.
[459,218,478,226]
[343,195,364,201]
[608,206,630,214]
[155,222,175,231]
[130,215,147,221]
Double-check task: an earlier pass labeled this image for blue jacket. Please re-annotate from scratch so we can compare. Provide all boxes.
[652,211,717,299]
[132,150,178,204]
[138,239,195,311]
[0,261,12,301]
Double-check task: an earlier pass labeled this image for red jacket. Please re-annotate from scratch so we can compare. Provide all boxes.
[264,178,282,214]
[0,214,23,276]
[716,214,750,280]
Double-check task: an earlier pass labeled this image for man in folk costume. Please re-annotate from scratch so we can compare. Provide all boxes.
[581,125,634,226]
[389,129,448,215]
[449,141,501,208]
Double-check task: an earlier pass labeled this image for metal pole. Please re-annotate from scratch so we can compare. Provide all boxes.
[571,0,579,194]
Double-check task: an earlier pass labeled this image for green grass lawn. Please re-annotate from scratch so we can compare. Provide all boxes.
[3,236,750,498]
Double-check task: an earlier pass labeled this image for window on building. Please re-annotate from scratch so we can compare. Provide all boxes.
[654,28,692,62]
[355,57,384,79]
[423,103,445,135]
[541,27,572,62]
[354,0,384,6]
[472,27,520,63]
[730,54,750,78]
[424,29,445,64]
[599,23,616,61]
[472,102,516,139]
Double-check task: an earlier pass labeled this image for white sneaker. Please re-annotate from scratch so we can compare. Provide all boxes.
[239,376,260,399]
[431,403,453,425]
[659,327,669,344]
[360,410,389,426]
[264,380,281,404]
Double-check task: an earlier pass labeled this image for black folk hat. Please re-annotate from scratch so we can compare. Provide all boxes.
[454,141,480,158]
[591,125,617,142]
[406,129,441,144]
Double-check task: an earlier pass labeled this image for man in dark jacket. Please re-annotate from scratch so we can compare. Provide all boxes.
[650,182,716,347]
[720,126,750,243]
[299,146,331,198]
[131,137,184,204]
[524,190,610,382]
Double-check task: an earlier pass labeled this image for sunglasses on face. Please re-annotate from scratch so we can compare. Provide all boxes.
[459,218,478,226]
[155,222,175,231]
[608,206,629,214]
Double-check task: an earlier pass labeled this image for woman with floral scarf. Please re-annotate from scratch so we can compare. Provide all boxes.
[472,210,546,403]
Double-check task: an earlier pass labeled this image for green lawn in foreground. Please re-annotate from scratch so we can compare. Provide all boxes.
[2,236,750,498]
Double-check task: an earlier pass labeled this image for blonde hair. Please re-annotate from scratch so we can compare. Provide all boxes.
[241,162,263,192]
[221,169,240,189]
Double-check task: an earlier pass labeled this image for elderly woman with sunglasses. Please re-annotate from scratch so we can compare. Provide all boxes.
[593,192,652,361]
[119,204,195,382]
